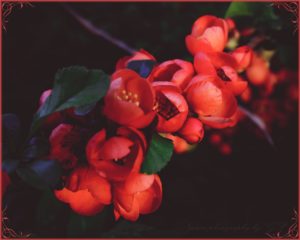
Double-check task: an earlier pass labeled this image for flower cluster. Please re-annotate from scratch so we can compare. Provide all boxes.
[206,18,298,156]
[38,15,253,221]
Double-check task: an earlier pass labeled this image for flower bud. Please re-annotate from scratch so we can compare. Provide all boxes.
[231,46,253,72]
[178,117,204,144]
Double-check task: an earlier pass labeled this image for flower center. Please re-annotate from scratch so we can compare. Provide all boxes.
[154,91,180,120]
[116,89,140,106]
[216,68,231,81]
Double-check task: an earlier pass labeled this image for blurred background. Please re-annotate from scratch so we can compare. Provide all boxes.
[2,2,298,238]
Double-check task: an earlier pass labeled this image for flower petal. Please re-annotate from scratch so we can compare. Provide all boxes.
[186,79,237,118]
[55,188,105,216]
[125,173,155,194]
[99,137,133,160]
[137,175,162,214]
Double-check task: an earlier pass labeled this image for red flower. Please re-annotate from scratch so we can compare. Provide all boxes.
[116,49,155,70]
[39,89,63,128]
[49,124,82,169]
[246,53,269,86]
[153,82,189,133]
[113,173,162,221]
[149,59,194,90]
[231,46,253,72]
[226,18,236,32]
[103,69,156,128]
[55,167,111,216]
[240,87,252,103]
[163,134,195,154]
[186,15,228,55]
[178,117,204,144]
[194,51,248,96]
[86,127,146,182]
[185,75,238,128]
[220,143,232,156]
[264,72,278,96]
[209,133,222,145]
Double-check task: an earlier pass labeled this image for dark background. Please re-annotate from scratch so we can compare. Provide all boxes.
[2,2,298,238]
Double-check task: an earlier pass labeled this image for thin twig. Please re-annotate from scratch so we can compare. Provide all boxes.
[238,105,274,147]
[62,3,136,54]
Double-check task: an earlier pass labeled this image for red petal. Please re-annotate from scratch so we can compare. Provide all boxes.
[129,49,156,62]
[126,110,156,129]
[191,15,219,36]
[113,184,140,221]
[117,127,147,151]
[206,52,238,69]
[55,188,105,216]
[149,59,193,90]
[86,129,106,165]
[55,167,111,216]
[178,117,204,144]
[246,54,269,86]
[137,175,162,215]
[104,94,145,125]
[164,134,194,154]
[223,78,248,96]
[114,198,140,221]
[66,167,112,204]
[111,69,155,112]
[152,81,182,93]
[114,209,121,221]
[128,141,144,174]
[95,161,132,182]
[156,89,189,133]
[125,173,155,194]
[99,137,133,160]
[194,52,216,76]
[171,59,194,89]
[201,26,226,52]
[188,15,228,53]
[231,46,253,71]
[115,56,131,70]
[199,109,239,129]
[186,78,237,118]
[125,74,155,112]
[185,35,214,55]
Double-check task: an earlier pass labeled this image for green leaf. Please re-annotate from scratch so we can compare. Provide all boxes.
[225,2,254,18]
[16,159,62,190]
[225,2,276,19]
[30,66,110,135]
[141,133,173,174]
[74,102,97,116]
[225,2,282,30]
